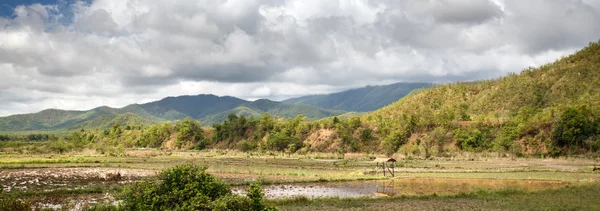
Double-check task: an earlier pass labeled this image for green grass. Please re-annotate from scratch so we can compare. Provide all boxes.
[272,182,600,210]
[1,150,599,183]
[394,172,599,182]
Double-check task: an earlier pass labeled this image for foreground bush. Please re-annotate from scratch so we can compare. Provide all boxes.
[119,164,276,211]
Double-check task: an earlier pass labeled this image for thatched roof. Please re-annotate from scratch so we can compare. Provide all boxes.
[373,157,396,162]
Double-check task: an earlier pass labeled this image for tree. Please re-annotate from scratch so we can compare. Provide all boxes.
[175,117,204,148]
[49,139,74,154]
[332,117,340,125]
[259,113,276,132]
[111,123,123,137]
[266,131,302,152]
[552,105,597,153]
[138,122,172,148]
[381,129,408,156]
[429,127,450,157]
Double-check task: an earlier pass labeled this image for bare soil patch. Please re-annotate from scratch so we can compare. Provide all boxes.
[0,167,157,192]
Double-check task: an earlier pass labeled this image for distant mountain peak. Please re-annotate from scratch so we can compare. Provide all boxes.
[283,82,432,112]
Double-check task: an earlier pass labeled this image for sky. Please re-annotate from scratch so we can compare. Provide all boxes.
[0,0,599,117]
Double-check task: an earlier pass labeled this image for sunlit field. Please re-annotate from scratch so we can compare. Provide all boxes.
[1,149,599,210]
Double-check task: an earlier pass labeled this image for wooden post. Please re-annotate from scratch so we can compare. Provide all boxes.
[383,162,386,176]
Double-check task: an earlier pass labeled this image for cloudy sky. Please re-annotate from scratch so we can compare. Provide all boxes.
[0,0,599,116]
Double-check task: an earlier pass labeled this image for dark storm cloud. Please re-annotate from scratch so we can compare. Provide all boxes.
[0,0,599,116]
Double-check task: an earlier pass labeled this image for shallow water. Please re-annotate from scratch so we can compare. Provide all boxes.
[234,177,571,199]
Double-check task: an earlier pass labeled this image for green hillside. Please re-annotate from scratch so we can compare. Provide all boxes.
[69,113,157,130]
[364,41,600,155]
[0,107,112,131]
[139,94,247,120]
[367,41,600,123]
[283,82,432,112]
[204,41,600,156]
[201,99,347,125]
[0,95,348,131]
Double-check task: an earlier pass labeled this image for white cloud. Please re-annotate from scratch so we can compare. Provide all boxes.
[0,0,598,116]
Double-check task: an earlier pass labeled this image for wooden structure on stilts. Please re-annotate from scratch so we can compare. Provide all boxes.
[374,157,396,177]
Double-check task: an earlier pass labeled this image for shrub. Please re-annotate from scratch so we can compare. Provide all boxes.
[174,117,204,148]
[211,195,252,211]
[48,139,74,154]
[138,122,172,148]
[119,164,277,211]
[266,131,302,152]
[552,105,597,153]
[236,140,257,152]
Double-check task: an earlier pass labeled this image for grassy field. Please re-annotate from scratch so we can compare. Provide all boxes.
[1,149,599,210]
[272,182,600,210]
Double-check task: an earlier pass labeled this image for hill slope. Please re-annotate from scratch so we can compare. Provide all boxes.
[283,82,432,112]
[367,41,600,123]
[201,99,347,125]
[363,41,600,155]
[0,94,348,131]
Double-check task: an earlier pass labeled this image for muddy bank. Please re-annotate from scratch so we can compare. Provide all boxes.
[0,167,157,192]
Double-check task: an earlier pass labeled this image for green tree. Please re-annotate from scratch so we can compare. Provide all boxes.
[266,130,302,152]
[49,139,74,154]
[138,122,172,148]
[175,117,204,148]
[111,123,123,137]
[552,105,597,153]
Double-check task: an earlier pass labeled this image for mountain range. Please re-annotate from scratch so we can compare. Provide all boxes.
[0,82,428,131]
[283,82,432,112]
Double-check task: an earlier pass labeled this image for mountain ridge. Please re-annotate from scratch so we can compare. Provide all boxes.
[0,94,346,131]
[283,82,432,112]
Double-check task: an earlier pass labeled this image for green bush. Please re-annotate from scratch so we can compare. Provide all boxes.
[138,122,172,148]
[266,131,302,152]
[48,139,75,154]
[119,164,277,211]
[86,203,119,211]
[174,117,204,148]
[552,105,598,153]
[236,140,257,152]
[211,195,252,211]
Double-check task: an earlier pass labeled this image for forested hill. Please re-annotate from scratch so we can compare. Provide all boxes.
[283,82,432,112]
[201,99,347,125]
[363,41,600,155]
[0,95,346,131]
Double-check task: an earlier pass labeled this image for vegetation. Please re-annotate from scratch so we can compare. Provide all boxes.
[364,41,600,156]
[118,164,276,211]
[0,185,30,211]
[272,183,600,211]
[2,41,600,157]
[0,96,346,132]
